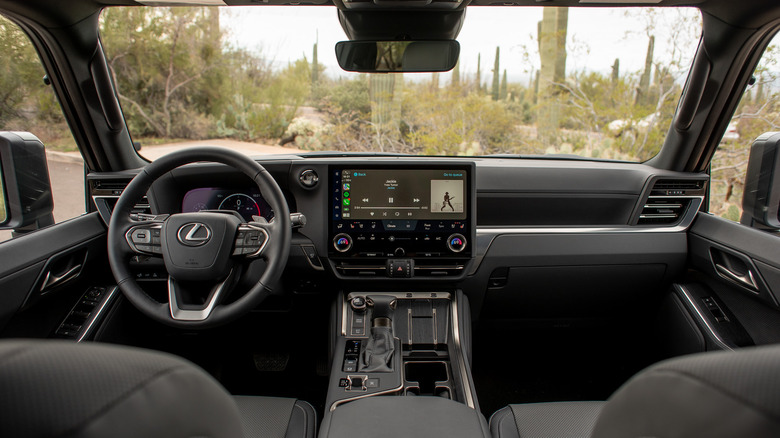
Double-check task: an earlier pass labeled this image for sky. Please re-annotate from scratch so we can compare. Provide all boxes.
[224,6,702,84]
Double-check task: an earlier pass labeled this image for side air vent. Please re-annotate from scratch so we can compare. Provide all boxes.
[636,177,707,226]
[637,197,691,225]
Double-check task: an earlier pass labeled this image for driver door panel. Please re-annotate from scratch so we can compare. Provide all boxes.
[0,213,111,337]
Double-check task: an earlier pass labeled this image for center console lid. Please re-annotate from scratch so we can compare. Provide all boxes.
[320,396,490,438]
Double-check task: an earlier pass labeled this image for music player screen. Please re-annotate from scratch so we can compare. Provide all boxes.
[334,169,467,221]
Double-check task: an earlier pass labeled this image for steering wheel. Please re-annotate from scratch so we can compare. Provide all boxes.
[107,148,291,328]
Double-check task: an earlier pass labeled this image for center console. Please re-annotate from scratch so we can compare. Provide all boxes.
[328,164,476,279]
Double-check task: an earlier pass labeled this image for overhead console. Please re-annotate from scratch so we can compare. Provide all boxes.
[328,164,475,279]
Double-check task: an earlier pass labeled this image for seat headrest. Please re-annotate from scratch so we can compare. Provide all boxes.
[0,340,243,438]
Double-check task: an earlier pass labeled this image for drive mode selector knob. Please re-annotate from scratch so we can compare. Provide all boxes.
[333,233,353,253]
[447,233,467,253]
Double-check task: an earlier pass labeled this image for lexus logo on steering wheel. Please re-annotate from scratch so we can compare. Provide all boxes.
[177,223,212,246]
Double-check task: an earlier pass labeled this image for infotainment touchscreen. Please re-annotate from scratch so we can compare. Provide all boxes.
[334,169,467,221]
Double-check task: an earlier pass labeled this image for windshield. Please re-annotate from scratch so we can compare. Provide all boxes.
[99,6,701,161]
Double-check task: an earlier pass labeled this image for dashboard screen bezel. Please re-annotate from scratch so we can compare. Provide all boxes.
[328,162,476,258]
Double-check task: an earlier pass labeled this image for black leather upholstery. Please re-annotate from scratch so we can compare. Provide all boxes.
[235,396,317,438]
[0,340,316,438]
[320,396,491,438]
[490,402,603,438]
[491,345,780,438]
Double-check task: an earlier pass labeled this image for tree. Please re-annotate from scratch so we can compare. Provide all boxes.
[476,54,481,91]
[491,47,500,100]
[311,35,319,86]
[537,7,568,142]
[500,69,508,100]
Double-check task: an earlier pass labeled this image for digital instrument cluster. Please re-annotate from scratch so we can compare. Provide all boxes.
[181,187,273,222]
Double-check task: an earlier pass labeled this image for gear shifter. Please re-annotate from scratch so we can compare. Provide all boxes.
[359,295,396,372]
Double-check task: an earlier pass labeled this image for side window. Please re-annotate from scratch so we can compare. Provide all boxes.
[710,36,780,225]
[0,16,84,243]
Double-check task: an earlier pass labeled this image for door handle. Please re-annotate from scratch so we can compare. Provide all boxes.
[40,264,82,292]
[714,263,759,292]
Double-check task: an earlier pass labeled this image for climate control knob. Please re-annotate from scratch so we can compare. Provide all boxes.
[333,233,353,253]
[447,233,467,253]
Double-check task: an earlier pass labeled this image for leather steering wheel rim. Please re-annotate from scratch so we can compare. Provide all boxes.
[107,147,291,329]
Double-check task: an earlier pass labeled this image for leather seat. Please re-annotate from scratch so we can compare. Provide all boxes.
[490,345,780,438]
[0,340,316,438]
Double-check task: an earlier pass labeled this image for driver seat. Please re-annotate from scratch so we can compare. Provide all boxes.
[0,340,316,438]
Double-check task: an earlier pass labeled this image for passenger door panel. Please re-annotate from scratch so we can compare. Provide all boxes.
[685,213,780,347]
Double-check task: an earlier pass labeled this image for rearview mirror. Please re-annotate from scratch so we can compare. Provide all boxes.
[335,40,460,73]
[741,132,780,229]
[0,132,54,233]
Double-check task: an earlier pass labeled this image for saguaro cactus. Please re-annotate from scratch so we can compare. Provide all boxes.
[537,7,568,142]
[491,47,500,100]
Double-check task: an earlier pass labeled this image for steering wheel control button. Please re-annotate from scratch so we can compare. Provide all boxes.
[232,227,268,256]
[447,233,467,253]
[333,233,353,252]
[176,222,212,247]
[131,229,151,244]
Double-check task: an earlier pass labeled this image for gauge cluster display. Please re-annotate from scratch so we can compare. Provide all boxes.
[181,187,273,221]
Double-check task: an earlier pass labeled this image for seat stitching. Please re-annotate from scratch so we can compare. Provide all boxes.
[649,368,780,425]
[55,364,192,438]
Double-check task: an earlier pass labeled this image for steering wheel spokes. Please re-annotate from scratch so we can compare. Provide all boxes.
[168,270,236,321]
[233,222,271,258]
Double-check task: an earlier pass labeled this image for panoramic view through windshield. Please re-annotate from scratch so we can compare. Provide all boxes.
[97,6,702,162]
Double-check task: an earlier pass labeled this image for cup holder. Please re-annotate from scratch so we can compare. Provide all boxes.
[404,361,450,398]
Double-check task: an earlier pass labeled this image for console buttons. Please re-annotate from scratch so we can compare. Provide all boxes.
[365,378,380,388]
[339,378,350,388]
[333,233,353,253]
[345,340,361,355]
[350,296,367,312]
[387,259,413,278]
[301,245,322,268]
[447,233,467,253]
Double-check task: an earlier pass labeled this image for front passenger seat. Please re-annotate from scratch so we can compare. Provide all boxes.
[0,340,316,438]
[491,345,780,438]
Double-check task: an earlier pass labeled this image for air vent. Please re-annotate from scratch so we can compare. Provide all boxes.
[650,179,706,196]
[637,197,690,225]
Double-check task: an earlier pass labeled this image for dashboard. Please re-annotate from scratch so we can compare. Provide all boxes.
[89,155,707,317]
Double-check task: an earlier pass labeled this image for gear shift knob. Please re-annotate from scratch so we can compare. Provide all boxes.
[367,295,397,322]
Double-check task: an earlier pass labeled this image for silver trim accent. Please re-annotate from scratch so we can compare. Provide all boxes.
[77,286,119,342]
[168,273,231,321]
[237,223,271,257]
[674,284,733,351]
[451,292,475,408]
[477,225,689,235]
[177,222,211,246]
[330,362,405,411]
[714,263,760,292]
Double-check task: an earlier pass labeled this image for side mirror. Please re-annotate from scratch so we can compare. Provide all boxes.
[0,132,54,233]
[741,132,780,229]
